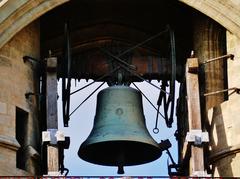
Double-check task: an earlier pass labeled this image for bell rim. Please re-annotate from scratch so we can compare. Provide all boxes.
[78,140,162,167]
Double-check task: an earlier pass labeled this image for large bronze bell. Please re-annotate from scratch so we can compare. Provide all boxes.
[78,85,162,174]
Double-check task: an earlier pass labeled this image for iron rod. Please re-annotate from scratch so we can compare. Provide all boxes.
[132,82,166,120]
[153,105,161,134]
[166,148,177,165]
[204,87,240,96]
[120,63,169,94]
[167,27,176,127]
[70,66,120,95]
[99,47,136,70]
[118,27,169,57]
[203,54,234,64]
[99,47,169,94]
[69,82,105,117]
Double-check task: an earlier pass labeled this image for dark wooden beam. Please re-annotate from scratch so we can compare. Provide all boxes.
[46,57,59,174]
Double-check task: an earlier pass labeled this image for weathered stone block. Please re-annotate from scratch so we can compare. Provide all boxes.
[0,102,7,114]
[0,20,40,175]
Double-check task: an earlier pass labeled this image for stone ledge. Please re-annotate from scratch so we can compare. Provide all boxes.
[0,134,20,151]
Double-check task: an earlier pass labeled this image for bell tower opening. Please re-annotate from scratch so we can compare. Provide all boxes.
[38,0,227,176]
[38,0,206,176]
[2,0,240,177]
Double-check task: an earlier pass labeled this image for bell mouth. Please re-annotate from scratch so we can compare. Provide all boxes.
[78,140,162,166]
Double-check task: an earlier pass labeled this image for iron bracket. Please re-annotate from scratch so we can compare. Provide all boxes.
[168,163,181,176]
[186,130,209,146]
[158,139,172,151]
[25,92,43,99]
[202,54,234,64]
[23,55,39,63]
[204,87,240,96]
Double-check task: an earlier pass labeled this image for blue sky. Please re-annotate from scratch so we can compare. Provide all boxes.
[57,80,178,176]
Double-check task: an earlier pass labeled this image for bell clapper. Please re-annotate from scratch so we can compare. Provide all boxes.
[117,165,124,175]
[117,150,125,174]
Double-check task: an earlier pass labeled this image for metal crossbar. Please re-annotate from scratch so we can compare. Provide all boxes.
[117,26,169,57]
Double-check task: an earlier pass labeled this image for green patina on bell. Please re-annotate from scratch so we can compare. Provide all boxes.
[78,85,162,174]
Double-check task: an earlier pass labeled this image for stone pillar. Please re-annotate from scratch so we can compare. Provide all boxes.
[0,20,41,175]
[193,13,240,176]
[209,31,240,177]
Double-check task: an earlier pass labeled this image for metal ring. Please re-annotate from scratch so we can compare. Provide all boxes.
[153,128,159,134]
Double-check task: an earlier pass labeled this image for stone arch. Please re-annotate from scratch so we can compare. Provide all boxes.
[0,0,240,48]
[0,0,69,49]
[179,0,240,37]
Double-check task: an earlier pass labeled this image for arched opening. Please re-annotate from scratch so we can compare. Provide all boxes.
[37,0,226,176]
[1,0,240,177]
[39,0,190,175]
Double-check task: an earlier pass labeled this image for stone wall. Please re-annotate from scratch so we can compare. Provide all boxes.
[0,20,41,175]
[207,31,240,177]
[192,13,240,177]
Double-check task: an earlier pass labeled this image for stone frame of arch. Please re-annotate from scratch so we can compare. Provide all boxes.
[1,0,240,177]
[1,0,240,49]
